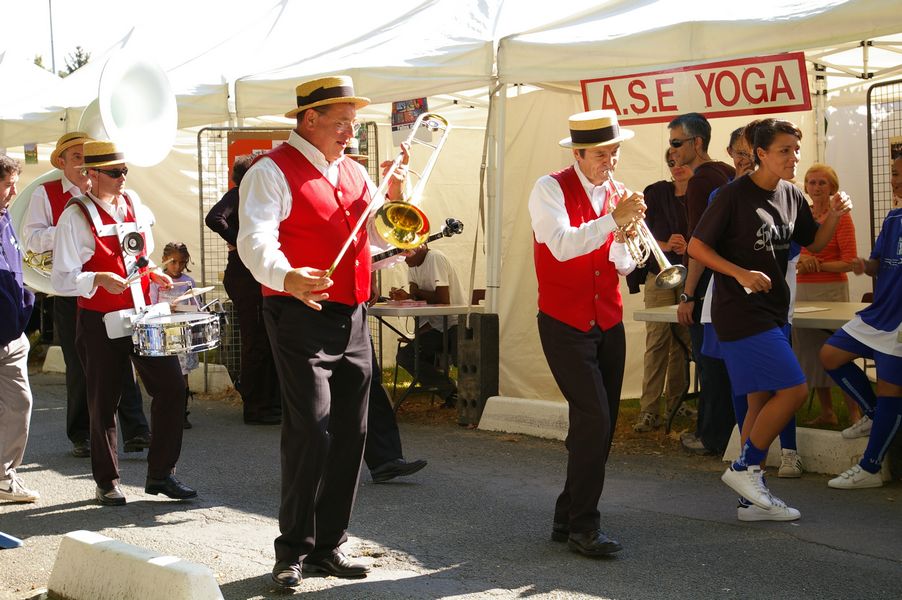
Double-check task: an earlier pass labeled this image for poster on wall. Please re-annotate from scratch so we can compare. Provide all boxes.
[891,135,902,160]
[581,52,811,125]
[23,143,38,165]
[225,130,291,189]
[391,98,429,146]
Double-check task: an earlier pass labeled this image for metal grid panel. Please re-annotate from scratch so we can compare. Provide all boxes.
[196,124,381,385]
[867,79,902,244]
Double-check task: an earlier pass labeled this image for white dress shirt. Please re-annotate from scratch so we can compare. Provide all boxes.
[51,190,156,298]
[237,130,391,292]
[23,174,82,253]
[528,162,635,273]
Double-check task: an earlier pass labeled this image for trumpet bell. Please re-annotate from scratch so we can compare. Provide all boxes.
[374,203,431,249]
[655,264,688,290]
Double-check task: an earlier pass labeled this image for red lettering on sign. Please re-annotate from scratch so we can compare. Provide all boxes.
[715,71,741,107]
[771,65,795,102]
[600,85,622,114]
[742,68,767,104]
[696,73,716,108]
[655,77,677,112]
[628,80,649,114]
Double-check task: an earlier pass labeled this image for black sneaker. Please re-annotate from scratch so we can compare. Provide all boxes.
[71,440,90,458]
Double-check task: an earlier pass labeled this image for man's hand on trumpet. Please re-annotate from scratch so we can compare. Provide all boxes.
[611,190,646,229]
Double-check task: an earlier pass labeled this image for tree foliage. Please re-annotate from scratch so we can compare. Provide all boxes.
[59,46,90,78]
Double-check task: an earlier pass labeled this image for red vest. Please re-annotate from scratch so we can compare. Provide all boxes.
[534,166,622,332]
[74,194,151,313]
[42,179,75,225]
[260,144,372,305]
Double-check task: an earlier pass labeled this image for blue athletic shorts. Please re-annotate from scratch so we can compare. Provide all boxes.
[825,329,902,386]
[719,326,805,396]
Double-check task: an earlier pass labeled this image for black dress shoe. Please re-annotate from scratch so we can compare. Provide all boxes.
[271,562,301,588]
[303,551,370,578]
[96,484,126,506]
[551,522,569,542]
[72,440,90,458]
[370,458,428,483]
[144,475,197,499]
[123,433,152,453]
[568,530,623,557]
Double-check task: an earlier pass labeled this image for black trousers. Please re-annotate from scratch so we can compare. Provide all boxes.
[55,296,149,443]
[222,253,281,421]
[75,308,186,488]
[364,339,403,471]
[538,312,624,534]
[264,297,370,565]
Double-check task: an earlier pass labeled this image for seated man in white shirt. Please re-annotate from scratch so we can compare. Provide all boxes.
[389,244,465,405]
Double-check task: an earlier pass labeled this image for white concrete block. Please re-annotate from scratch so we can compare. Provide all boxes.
[42,345,66,373]
[188,363,233,393]
[479,396,568,440]
[723,425,892,480]
[47,530,223,600]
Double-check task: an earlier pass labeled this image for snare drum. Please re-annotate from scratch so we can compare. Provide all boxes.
[132,312,221,357]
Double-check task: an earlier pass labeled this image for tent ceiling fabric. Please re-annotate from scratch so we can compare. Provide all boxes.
[1,0,900,148]
[498,0,902,85]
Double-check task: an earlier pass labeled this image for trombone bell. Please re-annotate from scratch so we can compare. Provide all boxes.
[374,203,431,249]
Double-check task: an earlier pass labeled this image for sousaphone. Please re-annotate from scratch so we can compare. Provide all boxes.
[10,51,177,295]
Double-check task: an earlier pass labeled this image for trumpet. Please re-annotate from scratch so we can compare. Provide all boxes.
[605,171,687,289]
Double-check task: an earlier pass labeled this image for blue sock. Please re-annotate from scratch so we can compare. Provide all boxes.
[779,416,797,451]
[732,439,767,471]
[860,397,902,474]
[825,363,876,418]
[732,395,797,451]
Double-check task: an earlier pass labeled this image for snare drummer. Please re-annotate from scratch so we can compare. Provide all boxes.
[150,241,201,428]
[51,141,198,507]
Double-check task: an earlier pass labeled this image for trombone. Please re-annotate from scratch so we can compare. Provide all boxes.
[325,112,451,277]
[605,171,687,289]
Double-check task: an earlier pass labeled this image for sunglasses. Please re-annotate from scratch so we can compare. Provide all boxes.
[669,137,696,149]
[94,167,129,178]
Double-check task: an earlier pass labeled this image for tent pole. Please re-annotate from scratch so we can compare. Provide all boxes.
[486,83,506,314]
[814,63,827,163]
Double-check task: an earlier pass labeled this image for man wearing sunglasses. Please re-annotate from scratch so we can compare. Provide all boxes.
[24,132,151,461]
[51,141,197,507]
[668,113,736,456]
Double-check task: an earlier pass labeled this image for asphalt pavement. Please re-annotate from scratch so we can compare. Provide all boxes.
[0,371,899,600]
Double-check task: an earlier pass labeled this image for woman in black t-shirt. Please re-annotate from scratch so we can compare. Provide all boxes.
[688,119,852,518]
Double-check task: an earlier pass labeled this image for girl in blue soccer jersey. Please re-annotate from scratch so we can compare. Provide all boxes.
[819,166,902,489]
[688,118,852,516]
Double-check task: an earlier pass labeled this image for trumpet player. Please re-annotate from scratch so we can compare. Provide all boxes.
[528,109,645,557]
[23,132,151,460]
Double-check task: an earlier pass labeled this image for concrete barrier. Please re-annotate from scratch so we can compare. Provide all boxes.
[41,346,65,373]
[47,530,223,600]
[479,396,568,441]
[188,363,233,393]
[723,425,893,480]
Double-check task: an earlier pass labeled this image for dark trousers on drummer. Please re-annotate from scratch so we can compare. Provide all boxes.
[263,297,370,565]
[364,340,402,471]
[55,296,149,444]
[538,312,625,534]
[223,254,281,422]
[75,308,186,488]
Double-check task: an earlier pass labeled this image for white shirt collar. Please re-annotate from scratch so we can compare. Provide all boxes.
[288,130,347,174]
[60,174,81,196]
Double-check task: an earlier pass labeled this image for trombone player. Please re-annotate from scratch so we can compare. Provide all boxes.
[528,109,645,557]
[237,75,409,588]
[23,132,151,459]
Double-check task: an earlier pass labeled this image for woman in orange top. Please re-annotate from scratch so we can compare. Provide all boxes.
[793,164,860,426]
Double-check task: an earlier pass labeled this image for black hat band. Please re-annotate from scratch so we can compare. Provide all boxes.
[85,152,125,165]
[297,85,355,108]
[570,123,620,145]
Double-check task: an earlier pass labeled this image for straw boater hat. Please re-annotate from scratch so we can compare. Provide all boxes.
[559,109,634,149]
[285,75,370,118]
[82,140,126,169]
[343,137,367,160]
[50,131,92,169]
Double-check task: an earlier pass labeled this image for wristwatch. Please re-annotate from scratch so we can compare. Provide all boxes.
[679,293,697,303]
